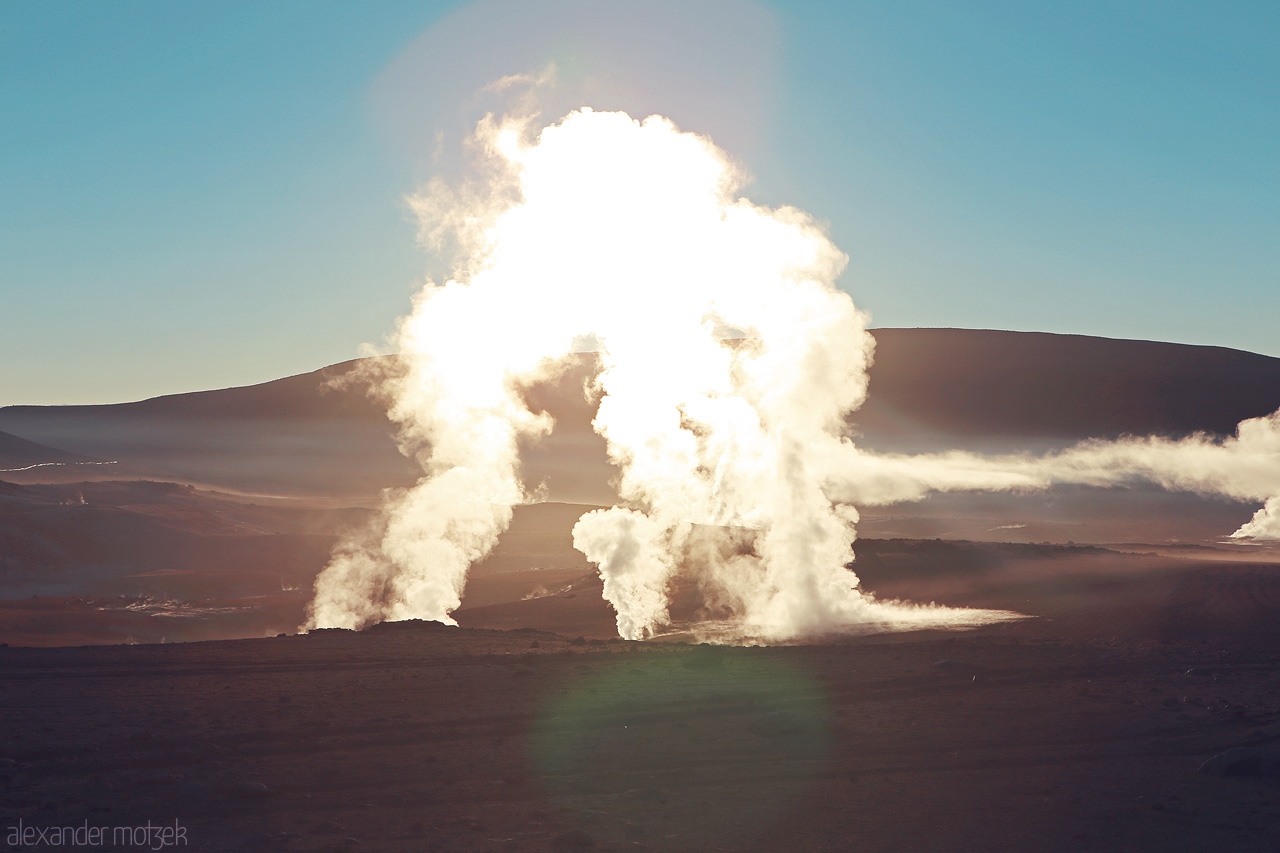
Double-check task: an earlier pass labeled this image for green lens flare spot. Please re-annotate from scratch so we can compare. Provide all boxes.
[528,646,832,849]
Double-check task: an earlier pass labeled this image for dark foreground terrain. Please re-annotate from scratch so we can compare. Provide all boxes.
[4,621,1280,852]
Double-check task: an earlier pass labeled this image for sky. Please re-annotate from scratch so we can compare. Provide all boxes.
[2,0,1277,406]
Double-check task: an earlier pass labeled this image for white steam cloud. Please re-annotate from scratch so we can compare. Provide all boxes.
[307,104,1279,642]
[1236,497,1280,540]
[824,410,1280,538]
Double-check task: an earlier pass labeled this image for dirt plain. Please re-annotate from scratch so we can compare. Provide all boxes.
[4,485,1280,851]
[4,616,1280,852]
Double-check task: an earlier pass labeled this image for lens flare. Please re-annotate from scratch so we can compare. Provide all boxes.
[528,648,831,848]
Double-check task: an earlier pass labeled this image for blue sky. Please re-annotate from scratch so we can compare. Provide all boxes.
[2,0,1276,405]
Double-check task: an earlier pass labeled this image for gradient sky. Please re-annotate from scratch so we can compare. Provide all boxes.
[3,0,1276,405]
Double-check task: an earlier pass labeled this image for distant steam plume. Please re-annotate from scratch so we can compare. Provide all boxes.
[824,409,1280,540]
[307,102,1278,642]
[1236,497,1280,540]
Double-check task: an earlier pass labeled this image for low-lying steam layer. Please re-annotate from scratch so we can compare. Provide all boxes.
[825,410,1280,539]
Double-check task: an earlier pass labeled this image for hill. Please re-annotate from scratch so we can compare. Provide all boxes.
[0,361,416,496]
[1,330,1277,496]
[0,429,105,472]
[852,329,1280,450]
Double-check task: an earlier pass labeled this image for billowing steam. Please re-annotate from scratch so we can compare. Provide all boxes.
[1237,497,1280,540]
[824,410,1280,537]
[307,105,1279,642]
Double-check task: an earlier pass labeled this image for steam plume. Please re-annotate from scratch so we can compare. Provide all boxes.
[308,106,1014,638]
[823,409,1280,540]
[307,103,1277,642]
[1236,497,1280,540]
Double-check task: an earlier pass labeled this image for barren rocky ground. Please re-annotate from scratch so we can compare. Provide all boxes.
[4,620,1280,852]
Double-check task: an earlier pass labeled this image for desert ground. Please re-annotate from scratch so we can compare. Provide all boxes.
[3,329,1280,850]
[5,617,1280,852]
[4,499,1280,851]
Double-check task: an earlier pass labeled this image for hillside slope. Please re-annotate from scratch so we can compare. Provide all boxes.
[2,330,1277,495]
[0,430,104,471]
[853,329,1280,450]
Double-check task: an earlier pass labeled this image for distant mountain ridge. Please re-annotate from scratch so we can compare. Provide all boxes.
[853,329,1280,450]
[1,329,1277,495]
[0,361,411,495]
[0,429,102,471]
[2,359,390,422]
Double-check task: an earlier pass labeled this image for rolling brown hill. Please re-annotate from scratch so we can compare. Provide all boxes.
[1,330,1277,496]
[0,429,104,471]
[0,361,416,496]
[852,329,1280,451]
